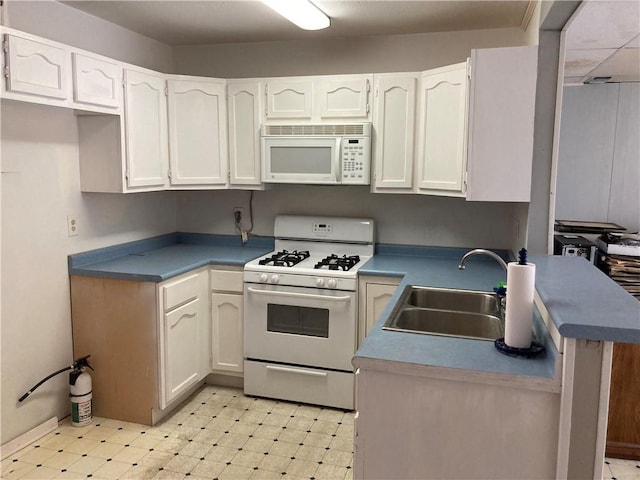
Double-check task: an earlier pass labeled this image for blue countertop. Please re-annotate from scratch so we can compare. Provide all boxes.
[354,245,639,379]
[69,237,639,381]
[68,233,274,282]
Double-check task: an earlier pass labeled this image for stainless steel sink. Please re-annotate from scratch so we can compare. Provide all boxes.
[405,287,500,316]
[382,286,504,341]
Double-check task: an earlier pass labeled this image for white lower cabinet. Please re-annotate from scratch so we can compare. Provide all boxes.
[358,276,401,347]
[159,269,209,409]
[210,269,244,373]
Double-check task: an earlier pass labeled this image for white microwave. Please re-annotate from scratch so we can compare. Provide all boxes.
[261,123,371,185]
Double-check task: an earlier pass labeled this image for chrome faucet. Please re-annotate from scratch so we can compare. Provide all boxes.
[458,249,508,273]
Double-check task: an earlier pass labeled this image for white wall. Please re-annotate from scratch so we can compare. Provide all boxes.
[555,83,640,233]
[0,0,176,445]
[174,27,529,78]
[0,102,177,445]
[177,188,518,249]
[3,0,173,72]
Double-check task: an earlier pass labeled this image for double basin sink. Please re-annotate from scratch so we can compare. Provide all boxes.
[382,285,504,341]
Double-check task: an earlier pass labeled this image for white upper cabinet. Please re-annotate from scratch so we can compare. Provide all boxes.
[264,75,372,123]
[72,52,121,109]
[465,46,538,202]
[227,80,263,187]
[265,79,313,120]
[123,68,169,189]
[319,75,371,120]
[167,78,228,188]
[371,74,418,191]
[416,62,469,196]
[3,33,69,101]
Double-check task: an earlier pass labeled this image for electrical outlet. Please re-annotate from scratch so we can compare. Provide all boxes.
[67,215,79,237]
[233,207,244,225]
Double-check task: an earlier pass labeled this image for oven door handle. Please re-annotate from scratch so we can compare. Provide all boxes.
[246,287,352,302]
[266,365,328,377]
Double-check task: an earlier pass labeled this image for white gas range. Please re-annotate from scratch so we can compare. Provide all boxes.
[243,215,374,410]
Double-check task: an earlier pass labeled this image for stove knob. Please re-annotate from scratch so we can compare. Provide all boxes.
[327,279,337,289]
[259,273,269,283]
[270,274,280,284]
[316,278,325,288]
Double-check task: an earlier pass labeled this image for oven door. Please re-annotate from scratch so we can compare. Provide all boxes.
[244,283,356,371]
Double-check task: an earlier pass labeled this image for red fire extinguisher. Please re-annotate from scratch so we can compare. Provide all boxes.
[19,355,94,427]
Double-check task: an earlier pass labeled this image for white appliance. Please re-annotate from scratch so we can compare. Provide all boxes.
[243,215,375,410]
[261,123,371,185]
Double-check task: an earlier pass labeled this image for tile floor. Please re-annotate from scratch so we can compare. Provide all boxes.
[2,385,639,480]
[1,386,354,480]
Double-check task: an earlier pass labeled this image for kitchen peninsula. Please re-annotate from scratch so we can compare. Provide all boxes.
[354,248,639,480]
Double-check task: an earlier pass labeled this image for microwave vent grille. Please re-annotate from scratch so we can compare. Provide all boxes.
[263,124,369,136]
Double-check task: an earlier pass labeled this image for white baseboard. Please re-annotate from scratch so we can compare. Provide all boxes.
[0,417,58,460]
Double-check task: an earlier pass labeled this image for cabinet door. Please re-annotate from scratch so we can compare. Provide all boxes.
[72,52,121,109]
[416,62,468,195]
[466,46,538,201]
[163,298,201,405]
[211,293,243,373]
[167,79,228,187]
[123,69,169,189]
[265,79,313,119]
[365,283,398,337]
[372,74,417,190]
[319,75,371,120]
[5,34,69,100]
[228,81,263,186]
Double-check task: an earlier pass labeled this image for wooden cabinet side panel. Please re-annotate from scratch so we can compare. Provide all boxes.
[606,342,640,459]
[70,276,158,425]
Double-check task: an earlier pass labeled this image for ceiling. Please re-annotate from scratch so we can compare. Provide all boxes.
[61,0,639,83]
[563,0,639,84]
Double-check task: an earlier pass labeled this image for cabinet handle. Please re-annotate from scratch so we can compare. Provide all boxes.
[266,365,328,378]
[247,287,351,302]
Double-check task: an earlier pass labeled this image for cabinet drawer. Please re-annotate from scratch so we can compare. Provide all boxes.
[244,360,354,410]
[210,269,243,293]
[162,273,200,311]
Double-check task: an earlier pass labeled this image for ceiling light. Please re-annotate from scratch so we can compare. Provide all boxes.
[262,0,330,31]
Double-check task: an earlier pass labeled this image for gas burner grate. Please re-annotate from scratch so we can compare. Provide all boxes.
[314,254,361,271]
[258,250,310,267]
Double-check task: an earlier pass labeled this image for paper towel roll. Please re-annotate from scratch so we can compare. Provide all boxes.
[505,262,536,349]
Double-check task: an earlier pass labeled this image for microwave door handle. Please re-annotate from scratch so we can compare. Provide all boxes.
[334,137,342,182]
[247,287,351,302]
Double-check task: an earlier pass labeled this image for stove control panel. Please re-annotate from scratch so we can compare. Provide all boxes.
[244,271,357,291]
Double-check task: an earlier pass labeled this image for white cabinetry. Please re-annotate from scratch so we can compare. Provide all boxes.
[167,77,228,188]
[416,62,468,196]
[353,361,560,479]
[227,80,263,187]
[123,68,169,189]
[210,268,244,373]
[72,52,121,110]
[358,276,401,346]
[264,74,372,123]
[371,74,418,192]
[465,46,537,201]
[318,75,371,119]
[2,33,69,102]
[159,270,208,409]
[265,78,313,120]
